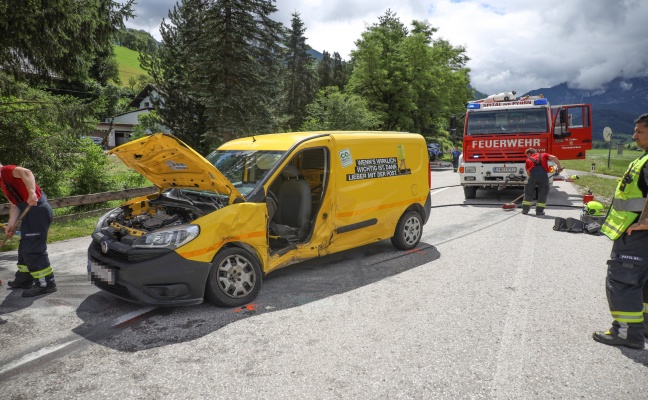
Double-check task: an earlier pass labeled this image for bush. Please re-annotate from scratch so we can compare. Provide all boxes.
[68,142,116,211]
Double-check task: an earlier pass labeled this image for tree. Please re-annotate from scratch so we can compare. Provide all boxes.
[300,87,380,131]
[0,0,135,196]
[0,0,134,84]
[142,0,285,150]
[280,12,318,131]
[139,0,209,153]
[317,51,332,89]
[348,11,471,140]
[194,0,285,146]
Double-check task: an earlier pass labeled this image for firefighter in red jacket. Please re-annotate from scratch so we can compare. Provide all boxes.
[1,163,56,297]
[521,148,563,215]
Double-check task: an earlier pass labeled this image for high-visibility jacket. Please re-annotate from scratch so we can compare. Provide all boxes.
[601,152,648,240]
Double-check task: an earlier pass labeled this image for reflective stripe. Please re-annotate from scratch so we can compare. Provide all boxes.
[536,202,546,207]
[522,200,533,206]
[611,197,647,212]
[611,310,644,323]
[30,265,53,279]
[644,303,648,313]
[618,323,629,340]
[17,264,29,272]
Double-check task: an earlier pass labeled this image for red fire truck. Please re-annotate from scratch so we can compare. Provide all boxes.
[450,91,592,199]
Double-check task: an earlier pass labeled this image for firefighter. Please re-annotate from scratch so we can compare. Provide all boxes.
[521,148,563,215]
[0,162,56,297]
[593,113,648,349]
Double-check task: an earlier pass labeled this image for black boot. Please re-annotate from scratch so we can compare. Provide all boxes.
[536,207,545,216]
[7,271,33,290]
[592,330,644,349]
[22,282,57,297]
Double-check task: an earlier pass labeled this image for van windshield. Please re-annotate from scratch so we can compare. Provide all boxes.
[466,109,548,135]
[205,150,285,197]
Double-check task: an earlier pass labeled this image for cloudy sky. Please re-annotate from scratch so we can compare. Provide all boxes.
[124,0,648,95]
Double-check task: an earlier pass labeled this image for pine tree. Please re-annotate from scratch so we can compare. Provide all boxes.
[280,12,317,131]
[140,0,209,154]
[316,51,332,90]
[193,0,285,146]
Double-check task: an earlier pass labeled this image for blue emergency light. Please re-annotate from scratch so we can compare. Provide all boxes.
[467,103,481,109]
[534,98,548,105]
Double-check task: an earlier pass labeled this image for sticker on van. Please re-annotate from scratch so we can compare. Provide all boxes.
[339,148,353,168]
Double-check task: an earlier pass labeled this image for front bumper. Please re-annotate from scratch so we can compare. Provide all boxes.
[87,233,211,306]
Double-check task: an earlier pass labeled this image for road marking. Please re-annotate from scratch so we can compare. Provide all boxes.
[0,306,156,376]
[430,187,449,195]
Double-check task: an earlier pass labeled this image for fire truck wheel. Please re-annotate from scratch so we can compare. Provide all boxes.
[464,186,477,199]
[205,247,262,307]
[391,210,423,250]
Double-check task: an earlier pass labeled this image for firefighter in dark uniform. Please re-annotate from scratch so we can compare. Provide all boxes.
[521,148,563,215]
[593,113,648,349]
[1,163,56,297]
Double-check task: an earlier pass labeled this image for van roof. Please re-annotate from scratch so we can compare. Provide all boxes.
[218,131,415,151]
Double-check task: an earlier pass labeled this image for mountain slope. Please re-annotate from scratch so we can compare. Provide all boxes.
[523,77,648,138]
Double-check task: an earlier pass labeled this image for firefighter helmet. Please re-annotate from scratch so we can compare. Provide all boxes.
[585,201,605,216]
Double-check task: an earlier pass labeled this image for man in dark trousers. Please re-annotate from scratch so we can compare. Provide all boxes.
[593,113,648,349]
[521,148,563,215]
[0,162,56,297]
[451,147,462,172]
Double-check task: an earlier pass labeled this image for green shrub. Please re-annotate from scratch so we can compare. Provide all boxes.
[68,142,116,211]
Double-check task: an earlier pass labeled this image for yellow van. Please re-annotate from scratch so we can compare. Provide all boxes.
[87,132,431,307]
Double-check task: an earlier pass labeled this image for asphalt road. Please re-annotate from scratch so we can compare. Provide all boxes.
[1,167,647,399]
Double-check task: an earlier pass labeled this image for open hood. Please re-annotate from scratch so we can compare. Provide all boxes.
[109,133,244,202]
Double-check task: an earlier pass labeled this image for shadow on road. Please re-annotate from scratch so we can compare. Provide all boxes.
[71,240,441,352]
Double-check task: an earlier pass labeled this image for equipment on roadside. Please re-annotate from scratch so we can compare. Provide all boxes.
[584,201,605,216]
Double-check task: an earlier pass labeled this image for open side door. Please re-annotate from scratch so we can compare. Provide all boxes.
[551,104,593,160]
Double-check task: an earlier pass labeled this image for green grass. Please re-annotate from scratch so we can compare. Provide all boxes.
[0,155,148,252]
[113,45,149,86]
[561,148,644,209]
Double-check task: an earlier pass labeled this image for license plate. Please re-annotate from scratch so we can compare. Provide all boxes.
[493,167,517,173]
[88,259,115,285]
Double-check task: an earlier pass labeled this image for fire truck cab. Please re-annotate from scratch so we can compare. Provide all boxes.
[452,93,592,199]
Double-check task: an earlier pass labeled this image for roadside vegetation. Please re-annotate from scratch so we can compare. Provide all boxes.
[561,147,639,208]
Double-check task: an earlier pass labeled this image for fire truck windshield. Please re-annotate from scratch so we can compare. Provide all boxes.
[466,109,547,135]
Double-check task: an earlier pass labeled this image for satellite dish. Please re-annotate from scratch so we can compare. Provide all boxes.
[603,127,612,142]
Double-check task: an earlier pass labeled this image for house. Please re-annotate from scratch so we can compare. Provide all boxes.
[92,83,170,148]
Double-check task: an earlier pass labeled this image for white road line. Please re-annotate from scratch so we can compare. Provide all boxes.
[0,306,155,375]
[430,187,450,195]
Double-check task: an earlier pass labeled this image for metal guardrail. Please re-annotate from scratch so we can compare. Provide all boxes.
[0,186,158,219]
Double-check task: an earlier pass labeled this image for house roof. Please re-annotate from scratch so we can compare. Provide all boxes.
[128,83,156,109]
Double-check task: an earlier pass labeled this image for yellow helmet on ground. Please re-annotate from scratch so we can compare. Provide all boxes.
[585,201,605,216]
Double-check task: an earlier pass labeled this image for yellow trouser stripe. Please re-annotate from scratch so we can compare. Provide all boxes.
[611,311,644,323]
[522,200,533,206]
[30,266,53,279]
[17,264,29,272]
[644,303,648,313]
[536,202,546,207]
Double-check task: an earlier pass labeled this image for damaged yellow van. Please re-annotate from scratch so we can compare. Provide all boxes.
[87,132,431,307]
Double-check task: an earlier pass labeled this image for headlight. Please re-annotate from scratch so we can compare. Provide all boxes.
[132,224,200,249]
[465,166,476,173]
[95,208,121,232]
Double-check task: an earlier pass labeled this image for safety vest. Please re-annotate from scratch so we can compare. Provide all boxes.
[601,152,648,240]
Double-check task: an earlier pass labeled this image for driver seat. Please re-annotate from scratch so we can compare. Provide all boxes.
[272,164,311,241]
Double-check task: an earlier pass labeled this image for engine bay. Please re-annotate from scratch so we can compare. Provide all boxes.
[98,189,228,244]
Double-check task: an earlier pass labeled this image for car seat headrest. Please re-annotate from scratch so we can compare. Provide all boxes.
[281,164,299,179]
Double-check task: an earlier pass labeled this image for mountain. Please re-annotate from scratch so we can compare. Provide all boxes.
[522,77,648,139]
[307,49,323,61]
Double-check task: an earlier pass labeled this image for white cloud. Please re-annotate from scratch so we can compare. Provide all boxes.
[124,0,648,95]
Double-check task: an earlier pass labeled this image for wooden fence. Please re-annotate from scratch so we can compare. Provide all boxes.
[0,186,157,222]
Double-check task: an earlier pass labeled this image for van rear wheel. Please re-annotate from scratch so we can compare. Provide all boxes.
[391,210,423,250]
[464,186,477,199]
[205,247,262,307]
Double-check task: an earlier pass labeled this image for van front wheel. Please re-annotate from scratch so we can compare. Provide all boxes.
[205,247,262,307]
[391,210,423,250]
